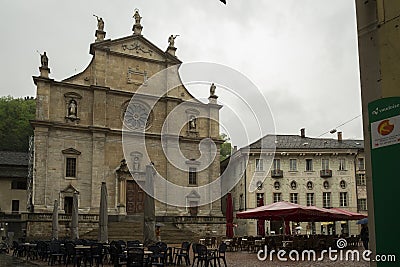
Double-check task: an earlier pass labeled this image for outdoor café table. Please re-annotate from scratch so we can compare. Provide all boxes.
[124,248,152,266]
[75,245,92,265]
[22,243,37,261]
[222,239,233,245]
[143,250,153,265]
[254,239,264,252]
[281,240,293,249]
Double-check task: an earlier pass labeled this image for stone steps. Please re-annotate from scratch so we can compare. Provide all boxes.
[80,219,199,244]
[158,223,200,244]
[80,220,143,241]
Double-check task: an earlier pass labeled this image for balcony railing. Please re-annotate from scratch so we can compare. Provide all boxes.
[271,169,283,178]
[320,169,332,178]
[174,216,226,224]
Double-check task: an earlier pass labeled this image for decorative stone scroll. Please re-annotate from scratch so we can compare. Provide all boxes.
[122,42,153,56]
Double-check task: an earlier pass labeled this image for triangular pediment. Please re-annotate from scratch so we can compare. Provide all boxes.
[186,190,201,199]
[61,184,79,194]
[61,148,81,155]
[91,35,181,64]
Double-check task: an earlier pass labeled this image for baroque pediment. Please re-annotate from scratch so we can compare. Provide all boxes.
[93,35,181,63]
[61,148,81,155]
[186,190,201,199]
[61,184,79,194]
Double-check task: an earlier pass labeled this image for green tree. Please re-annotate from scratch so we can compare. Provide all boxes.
[0,96,36,152]
[220,133,232,161]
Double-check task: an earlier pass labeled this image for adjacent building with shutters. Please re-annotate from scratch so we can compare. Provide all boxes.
[222,129,367,237]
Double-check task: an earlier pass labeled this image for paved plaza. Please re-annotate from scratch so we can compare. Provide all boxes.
[1,248,370,267]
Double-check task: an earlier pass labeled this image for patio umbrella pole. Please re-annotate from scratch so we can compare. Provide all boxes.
[52,199,59,240]
[71,191,79,239]
[143,164,157,246]
[98,182,108,243]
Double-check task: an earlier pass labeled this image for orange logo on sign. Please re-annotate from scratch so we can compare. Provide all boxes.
[377,119,394,136]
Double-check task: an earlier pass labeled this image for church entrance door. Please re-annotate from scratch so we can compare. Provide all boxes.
[126,180,144,214]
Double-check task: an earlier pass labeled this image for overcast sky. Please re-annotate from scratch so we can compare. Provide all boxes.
[0,0,363,147]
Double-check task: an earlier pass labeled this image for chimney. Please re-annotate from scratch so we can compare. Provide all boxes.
[337,132,343,142]
[300,128,305,138]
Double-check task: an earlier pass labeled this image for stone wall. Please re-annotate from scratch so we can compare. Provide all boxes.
[24,213,98,241]
[174,216,226,236]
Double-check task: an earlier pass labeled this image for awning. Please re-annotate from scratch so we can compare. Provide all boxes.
[236,201,355,222]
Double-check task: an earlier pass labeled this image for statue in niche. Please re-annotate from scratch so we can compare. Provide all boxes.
[133,156,140,171]
[68,100,77,117]
[189,115,197,130]
[117,159,130,174]
[40,52,48,68]
[133,9,142,25]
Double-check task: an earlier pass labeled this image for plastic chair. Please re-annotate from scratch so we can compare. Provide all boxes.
[173,242,191,266]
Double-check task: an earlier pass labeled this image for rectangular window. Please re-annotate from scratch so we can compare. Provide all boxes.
[356,174,366,186]
[239,194,244,211]
[305,159,313,171]
[188,167,197,185]
[339,158,346,171]
[339,192,348,207]
[357,199,367,211]
[12,200,19,213]
[321,159,329,170]
[256,193,264,207]
[306,193,314,206]
[66,157,77,177]
[290,193,298,204]
[273,159,280,170]
[289,159,297,171]
[255,159,263,171]
[273,193,281,203]
[11,180,27,190]
[323,192,331,208]
[358,158,365,170]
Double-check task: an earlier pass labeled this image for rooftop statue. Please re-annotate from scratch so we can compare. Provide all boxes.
[40,52,48,68]
[133,9,142,25]
[93,15,104,31]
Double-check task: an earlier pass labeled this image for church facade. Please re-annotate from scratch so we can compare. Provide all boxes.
[30,12,222,226]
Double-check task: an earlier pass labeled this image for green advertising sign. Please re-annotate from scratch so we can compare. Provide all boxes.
[368,97,400,266]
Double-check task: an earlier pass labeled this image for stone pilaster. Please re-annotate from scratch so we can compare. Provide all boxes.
[92,87,107,127]
[91,131,106,210]
[33,126,49,212]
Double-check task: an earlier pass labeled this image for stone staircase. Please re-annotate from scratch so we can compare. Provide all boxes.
[80,219,144,241]
[80,219,199,244]
[158,223,200,244]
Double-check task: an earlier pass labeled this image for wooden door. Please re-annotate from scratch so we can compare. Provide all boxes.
[64,197,73,214]
[126,180,144,214]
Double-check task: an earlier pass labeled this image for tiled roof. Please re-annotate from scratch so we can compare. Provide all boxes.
[0,151,29,166]
[248,135,364,150]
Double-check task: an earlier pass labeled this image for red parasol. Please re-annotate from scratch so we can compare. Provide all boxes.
[226,192,234,238]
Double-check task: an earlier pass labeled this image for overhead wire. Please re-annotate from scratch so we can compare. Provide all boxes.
[317,114,361,137]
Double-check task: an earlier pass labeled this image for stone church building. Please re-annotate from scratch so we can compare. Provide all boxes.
[30,11,223,237]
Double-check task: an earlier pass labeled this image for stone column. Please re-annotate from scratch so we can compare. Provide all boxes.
[117,175,127,215]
